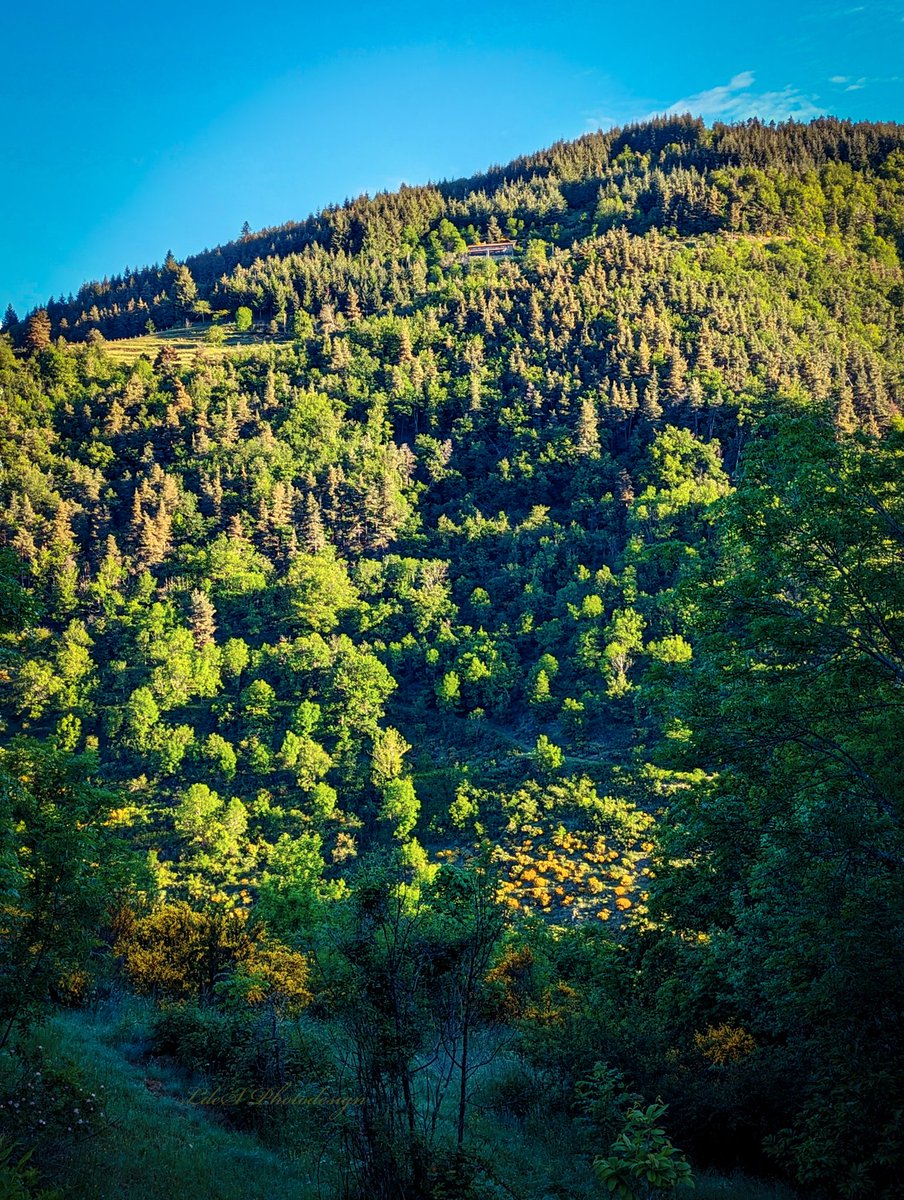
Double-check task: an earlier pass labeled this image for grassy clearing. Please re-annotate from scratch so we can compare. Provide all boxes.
[99,324,291,367]
[32,1005,319,1200]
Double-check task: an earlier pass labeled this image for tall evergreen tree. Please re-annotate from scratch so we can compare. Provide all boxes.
[24,309,51,353]
[188,589,217,649]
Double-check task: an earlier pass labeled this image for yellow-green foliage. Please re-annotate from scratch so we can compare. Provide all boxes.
[116,903,253,999]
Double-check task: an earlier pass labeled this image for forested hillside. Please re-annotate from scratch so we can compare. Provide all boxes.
[1,116,903,1200]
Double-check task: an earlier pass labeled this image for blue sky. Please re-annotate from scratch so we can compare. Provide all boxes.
[2,0,903,316]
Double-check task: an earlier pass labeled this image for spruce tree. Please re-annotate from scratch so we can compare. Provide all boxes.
[24,309,51,353]
[188,589,217,649]
[575,395,601,456]
[299,493,327,554]
[641,369,663,421]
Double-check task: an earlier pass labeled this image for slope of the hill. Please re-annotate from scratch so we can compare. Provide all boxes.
[1,116,903,1200]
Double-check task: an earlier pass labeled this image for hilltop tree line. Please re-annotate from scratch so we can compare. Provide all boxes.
[5,114,904,344]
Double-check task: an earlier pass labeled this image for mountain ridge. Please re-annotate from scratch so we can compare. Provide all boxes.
[8,113,904,346]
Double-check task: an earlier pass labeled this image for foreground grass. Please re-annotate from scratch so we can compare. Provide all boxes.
[694,1176,798,1200]
[35,1006,318,1200]
[15,1001,797,1200]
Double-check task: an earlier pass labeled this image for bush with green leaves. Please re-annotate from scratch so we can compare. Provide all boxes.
[0,1140,60,1200]
[593,1102,693,1200]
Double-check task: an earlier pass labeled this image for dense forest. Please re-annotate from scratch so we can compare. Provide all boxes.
[1,115,902,1200]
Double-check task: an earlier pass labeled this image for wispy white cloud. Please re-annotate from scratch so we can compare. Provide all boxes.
[828,72,901,91]
[801,4,866,19]
[584,112,620,131]
[660,71,825,122]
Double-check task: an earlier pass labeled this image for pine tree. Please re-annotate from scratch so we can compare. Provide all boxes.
[575,395,601,456]
[616,469,635,504]
[636,333,651,376]
[666,346,688,399]
[323,465,345,533]
[221,397,238,444]
[641,369,663,421]
[173,265,198,319]
[154,343,180,378]
[188,589,217,649]
[24,309,52,353]
[345,287,362,322]
[271,482,295,530]
[486,215,504,243]
[264,368,277,411]
[130,491,146,562]
[141,503,172,567]
[299,493,327,554]
[106,400,126,436]
[834,384,858,435]
[687,376,706,432]
[200,468,223,519]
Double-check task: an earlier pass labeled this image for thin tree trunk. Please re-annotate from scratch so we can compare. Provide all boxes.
[457,1011,470,1147]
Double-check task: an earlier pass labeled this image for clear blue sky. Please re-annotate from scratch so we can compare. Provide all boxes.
[2,0,903,316]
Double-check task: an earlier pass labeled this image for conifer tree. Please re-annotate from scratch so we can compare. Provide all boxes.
[221,396,238,444]
[24,309,51,353]
[834,384,858,435]
[575,395,601,456]
[666,345,688,399]
[299,492,327,554]
[188,589,217,649]
[345,286,362,322]
[641,368,663,421]
[174,265,197,315]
